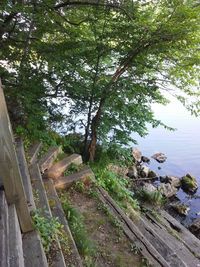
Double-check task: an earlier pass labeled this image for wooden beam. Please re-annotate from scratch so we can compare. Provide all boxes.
[0,81,33,232]
[27,142,42,165]
[47,154,82,179]
[39,146,62,173]
[54,166,94,189]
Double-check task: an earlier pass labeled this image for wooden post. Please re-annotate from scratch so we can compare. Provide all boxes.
[0,79,33,232]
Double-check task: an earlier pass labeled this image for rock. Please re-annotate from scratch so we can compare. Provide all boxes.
[152,152,167,163]
[127,165,138,179]
[158,183,177,198]
[181,174,198,194]
[108,164,128,178]
[167,176,181,188]
[148,170,157,178]
[158,166,161,170]
[142,183,157,193]
[171,203,190,216]
[189,218,200,239]
[140,165,150,178]
[132,148,142,162]
[160,176,167,183]
[141,156,150,164]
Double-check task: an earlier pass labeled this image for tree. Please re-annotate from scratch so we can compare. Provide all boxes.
[0,1,199,158]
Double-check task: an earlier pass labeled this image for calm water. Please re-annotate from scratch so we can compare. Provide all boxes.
[131,96,200,225]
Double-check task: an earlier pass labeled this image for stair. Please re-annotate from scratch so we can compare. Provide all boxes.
[54,165,94,189]
[47,154,83,179]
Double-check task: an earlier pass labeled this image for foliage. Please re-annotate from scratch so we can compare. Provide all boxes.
[136,189,165,207]
[92,164,140,211]
[61,195,96,257]
[0,1,200,158]
[32,210,69,253]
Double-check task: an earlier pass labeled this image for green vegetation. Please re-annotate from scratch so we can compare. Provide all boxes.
[32,210,69,254]
[92,163,140,211]
[61,195,96,258]
[1,1,199,161]
[136,189,165,207]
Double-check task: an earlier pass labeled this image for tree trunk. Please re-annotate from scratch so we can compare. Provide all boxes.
[88,97,105,161]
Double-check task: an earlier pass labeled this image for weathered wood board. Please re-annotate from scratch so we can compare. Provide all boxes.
[47,154,82,179]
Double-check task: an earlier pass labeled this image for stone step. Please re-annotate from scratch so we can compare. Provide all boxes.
[27,142,42,165]
[0,191,9,267]
[29,163,66,267]
[44,179,83,267]
[54,166,94,189]
[22,230,48,267]
[47,154,83,180]
[8,204,24,267]
[39,146,62,173]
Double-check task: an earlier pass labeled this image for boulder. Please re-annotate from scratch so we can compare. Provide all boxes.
[167,176,181,188]
[171,203,190,216]
[189,218,200,239]
[152,152,167,163]
[108,164,128,178]
[141,156,150,164]
[181,174,198,194]
[140,165,150,178]
[142,183,157,193]
[127,165,138,179]
[132,148,142,162]
[158,183,177,198]
[148,170,157,178]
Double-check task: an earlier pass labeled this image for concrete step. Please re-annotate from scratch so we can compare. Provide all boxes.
[47,154,82,180]
[54,166,94,189]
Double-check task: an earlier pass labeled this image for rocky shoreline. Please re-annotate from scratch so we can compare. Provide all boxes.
[109,147,200,240]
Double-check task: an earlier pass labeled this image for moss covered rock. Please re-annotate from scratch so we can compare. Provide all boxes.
[181,174,198,193]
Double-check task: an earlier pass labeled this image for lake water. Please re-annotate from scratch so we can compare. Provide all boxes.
[131,96,200,225]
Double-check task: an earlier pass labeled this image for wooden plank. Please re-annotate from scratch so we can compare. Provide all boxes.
[47,154,83,180]
[0,81,33,233]
[0,190,9,267]
[39,146,62,173]
[44,179,83,267]
[8,204,24,267]
[159,210,200,259]
[143,212,200,266]
[97,187,170,267]
[16,139,36,211]
[27,142,42,165]
[54,166,94,189]
[29,164,66,267]
[23,231,48,267]
[29,164,52,216]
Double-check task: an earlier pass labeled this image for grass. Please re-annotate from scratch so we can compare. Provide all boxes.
[60,194,96,258]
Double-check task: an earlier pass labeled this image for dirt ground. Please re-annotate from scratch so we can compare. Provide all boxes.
[67,188,144,267]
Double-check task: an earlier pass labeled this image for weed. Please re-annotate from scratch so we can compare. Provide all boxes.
[64,163,80,176]
[61,197,96,257]
[32,210,69,254]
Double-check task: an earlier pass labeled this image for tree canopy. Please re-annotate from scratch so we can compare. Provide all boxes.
[0,0,200,160]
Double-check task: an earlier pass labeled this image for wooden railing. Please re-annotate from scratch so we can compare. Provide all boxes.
[0,79,33,232]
